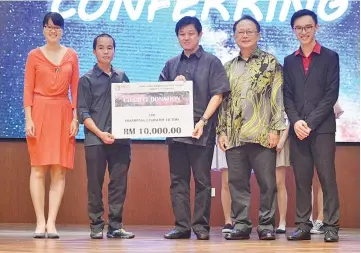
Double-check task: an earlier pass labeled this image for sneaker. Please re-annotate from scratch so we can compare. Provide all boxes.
[90,228,103,239]
[107,228,135,239]
[311,220,325,234]
[222,223,233,233]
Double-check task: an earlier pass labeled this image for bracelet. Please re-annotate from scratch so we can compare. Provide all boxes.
[200,116,208,126]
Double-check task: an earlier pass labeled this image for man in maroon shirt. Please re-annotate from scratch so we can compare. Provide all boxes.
[283,9,340,243]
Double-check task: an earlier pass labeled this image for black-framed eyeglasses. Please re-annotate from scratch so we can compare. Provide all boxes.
[293,25,315,34]
[44,25,62,31]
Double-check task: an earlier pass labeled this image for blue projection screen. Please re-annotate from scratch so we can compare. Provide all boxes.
[0,0,359,142]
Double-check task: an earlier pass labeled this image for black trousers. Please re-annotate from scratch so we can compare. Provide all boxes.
[290,133,340,232]
[85,143,131,231]
[226,143,277,233]
[168,141,214,232]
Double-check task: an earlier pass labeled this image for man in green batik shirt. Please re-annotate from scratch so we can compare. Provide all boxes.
[217,15,285,241]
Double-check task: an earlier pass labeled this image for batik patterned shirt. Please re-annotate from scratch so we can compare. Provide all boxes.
[217,48,286,149]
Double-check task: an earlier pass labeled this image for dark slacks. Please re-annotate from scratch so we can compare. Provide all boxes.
[168,141,214,232]
[85,143,131,231]
[226,143,277,233]
[290,133,340,232]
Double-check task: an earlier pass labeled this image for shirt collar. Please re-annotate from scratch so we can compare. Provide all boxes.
[181,45,204,60]
[237,47,262,61]
[94,64,119,77]
[295,41,321,56]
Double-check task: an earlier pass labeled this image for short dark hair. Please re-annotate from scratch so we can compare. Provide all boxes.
[93,33,116,50]
[290,9,318,28]
[175,16,202,35]
[233,15,261,33]
[43,12,64,29]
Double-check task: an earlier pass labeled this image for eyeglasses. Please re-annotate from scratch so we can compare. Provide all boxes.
[293,25,314,34]
[44,25,62,31]
[236,30,258,36]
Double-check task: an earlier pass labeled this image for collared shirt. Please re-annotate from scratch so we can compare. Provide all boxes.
[77,64,130,146]
[159,45,230,146]
[217,48,286,149]
[295,41,321,74]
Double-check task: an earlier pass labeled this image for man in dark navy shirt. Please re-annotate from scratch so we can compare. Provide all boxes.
[77,33,134,240]
[159,16,230,240]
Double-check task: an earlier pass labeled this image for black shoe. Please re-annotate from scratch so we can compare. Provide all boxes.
[33,233,46,239]
[222,224,234,233]
[194,231,210,240]
[224,229,250,240]
[164,229,191,239]
[275,228,286,234]
[287,228,311,241]
[259,229,276,240]
[107,228,135,239]
[47,233,60,239]
[324,230,339,242]
[90,229,103,239]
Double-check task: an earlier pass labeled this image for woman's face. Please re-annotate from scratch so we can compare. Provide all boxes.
[43,18,63,44]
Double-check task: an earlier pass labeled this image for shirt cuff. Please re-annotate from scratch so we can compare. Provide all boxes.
[79,112,91,124]
[269,129,280,135]
[216,129,227,136]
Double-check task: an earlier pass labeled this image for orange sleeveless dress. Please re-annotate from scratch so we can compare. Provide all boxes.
[23,48,79,169]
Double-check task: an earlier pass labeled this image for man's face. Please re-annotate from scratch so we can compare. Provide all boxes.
[177,24,202,52]
[293,15,318,45]
[93,37,115,65]
[233,19,260,50]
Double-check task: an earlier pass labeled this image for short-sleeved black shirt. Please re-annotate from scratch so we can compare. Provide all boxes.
[159,46,230,146]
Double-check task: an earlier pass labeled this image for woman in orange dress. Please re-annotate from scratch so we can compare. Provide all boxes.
[23,12,79,239]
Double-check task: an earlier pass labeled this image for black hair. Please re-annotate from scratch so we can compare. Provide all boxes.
[233,15,261,33]
[93,33,116,50]
[175,16,202,35]
[43,12,64,29]
[290,9,318,28]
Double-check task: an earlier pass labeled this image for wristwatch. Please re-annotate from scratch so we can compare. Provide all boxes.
[200,116,208,126]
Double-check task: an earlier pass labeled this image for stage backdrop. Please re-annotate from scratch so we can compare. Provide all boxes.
[0,0,359,142]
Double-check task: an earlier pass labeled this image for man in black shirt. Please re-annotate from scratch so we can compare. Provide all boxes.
[77,33,134,240]
[159,16,230,240]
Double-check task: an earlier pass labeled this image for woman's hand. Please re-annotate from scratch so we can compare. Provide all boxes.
[25,119,35,137]
[69,119,79,137]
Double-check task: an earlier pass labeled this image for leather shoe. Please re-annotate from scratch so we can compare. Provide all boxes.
[324,230,339,242]
[259,229,276,240]
[224,229,250,240]
[194,231,210,240]
[164,229,191,239]
[287,228,311,241]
